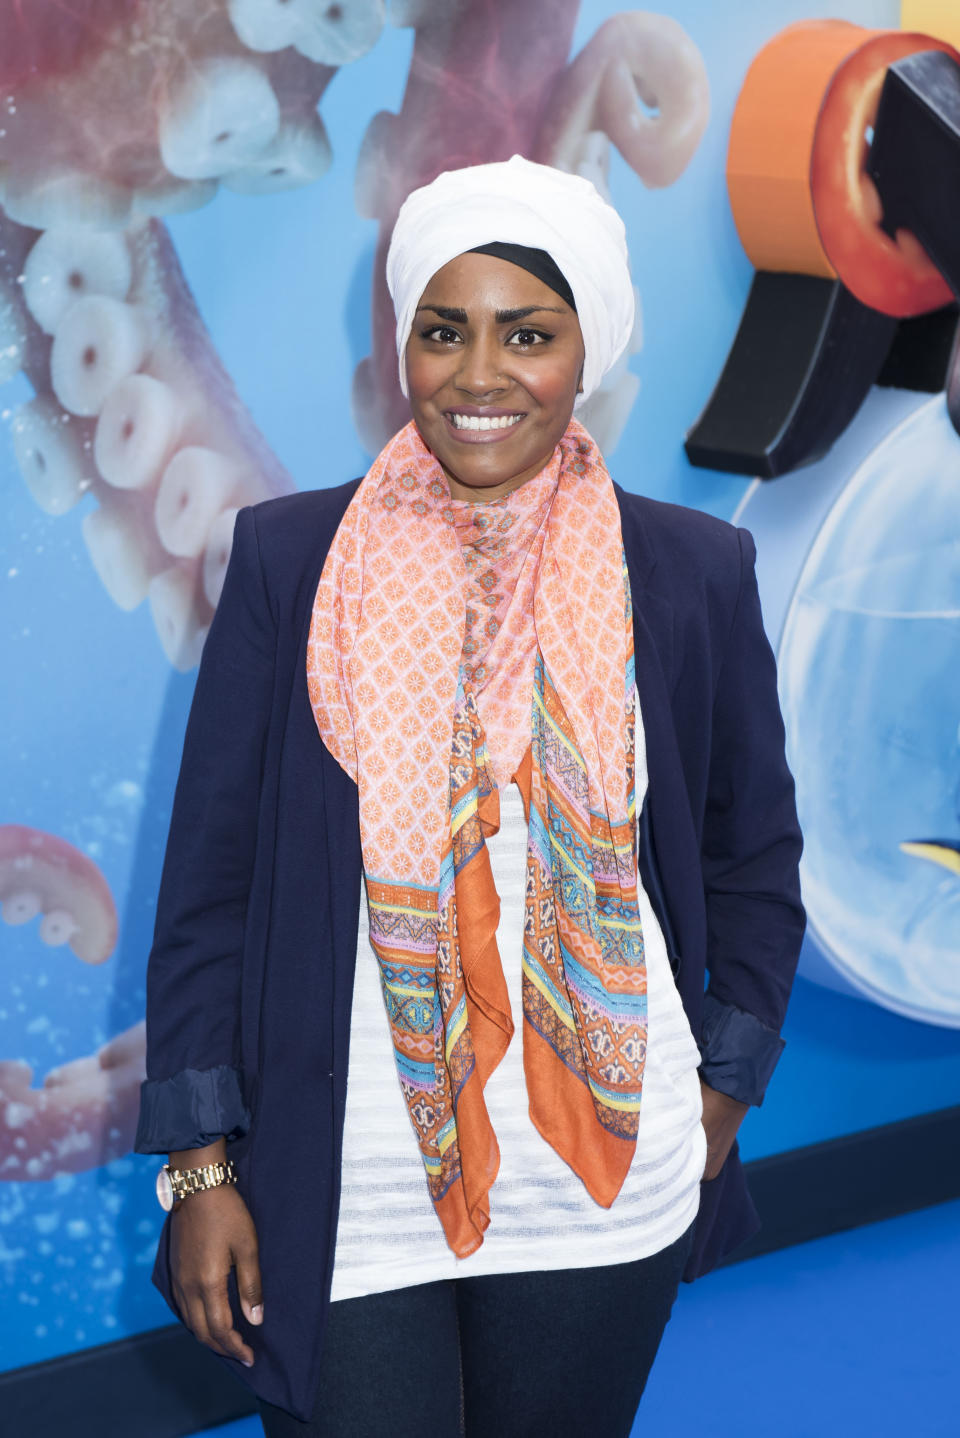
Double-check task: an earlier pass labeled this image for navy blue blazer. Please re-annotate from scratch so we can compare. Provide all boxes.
[134,480,805,1421]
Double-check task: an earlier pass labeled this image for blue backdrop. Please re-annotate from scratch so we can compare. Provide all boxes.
[2,0,958,1371]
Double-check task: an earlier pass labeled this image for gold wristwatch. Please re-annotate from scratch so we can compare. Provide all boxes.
[156,1159,237,1212]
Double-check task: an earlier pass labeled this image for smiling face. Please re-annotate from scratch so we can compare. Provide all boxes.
[404,251,585,502]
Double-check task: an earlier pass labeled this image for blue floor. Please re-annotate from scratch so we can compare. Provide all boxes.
[197,1198,959,1438]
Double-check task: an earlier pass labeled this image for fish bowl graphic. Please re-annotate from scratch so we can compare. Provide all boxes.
[770,395,960,1027]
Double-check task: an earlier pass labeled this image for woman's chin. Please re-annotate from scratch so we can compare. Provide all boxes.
[426,433,560,501]
[442,464,541,502]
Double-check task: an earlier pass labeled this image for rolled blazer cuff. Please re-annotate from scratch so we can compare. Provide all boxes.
[133,1064,251,1154]
[697,992,785,1107]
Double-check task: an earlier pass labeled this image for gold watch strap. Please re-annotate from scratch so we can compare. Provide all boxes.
[168,1159,237,1200]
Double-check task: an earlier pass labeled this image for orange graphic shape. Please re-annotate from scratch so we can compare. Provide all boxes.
[728,21,960,317]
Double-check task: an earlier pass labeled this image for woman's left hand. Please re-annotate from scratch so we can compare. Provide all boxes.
[699,1078,749,1180]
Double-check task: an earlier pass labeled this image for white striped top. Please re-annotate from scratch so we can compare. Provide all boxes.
[330,695,707,1300]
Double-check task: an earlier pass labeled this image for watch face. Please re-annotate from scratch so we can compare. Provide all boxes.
[156,1167,174,1212]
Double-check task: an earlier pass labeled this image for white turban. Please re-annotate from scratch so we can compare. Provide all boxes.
[386,155,635,407]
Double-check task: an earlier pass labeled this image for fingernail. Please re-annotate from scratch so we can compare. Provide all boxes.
[251,1304,263,1324]
[242,1358,254,1368]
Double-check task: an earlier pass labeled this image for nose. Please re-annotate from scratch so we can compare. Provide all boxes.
[454,330,508,397]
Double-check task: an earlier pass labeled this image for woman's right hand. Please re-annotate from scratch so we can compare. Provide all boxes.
[168,1170,264,1367]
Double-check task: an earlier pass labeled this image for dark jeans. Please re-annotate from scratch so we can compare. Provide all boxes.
[257,1218,695,1438]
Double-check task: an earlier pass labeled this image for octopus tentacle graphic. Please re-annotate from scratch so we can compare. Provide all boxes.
[0,826,117,964]
[0,826,143,1181]
[3,214,295,668]
[2,0,708,661]
[534,10,710,190]
[0,1020,146,1181]
[0,2,709,1182]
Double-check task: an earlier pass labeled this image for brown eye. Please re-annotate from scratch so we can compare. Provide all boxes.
[508,328,551,347]
[420,325,462,344]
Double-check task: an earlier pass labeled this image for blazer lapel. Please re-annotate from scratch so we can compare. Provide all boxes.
[615,487,700,975]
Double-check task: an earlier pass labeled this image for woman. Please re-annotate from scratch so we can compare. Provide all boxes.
[134,157,804,1436]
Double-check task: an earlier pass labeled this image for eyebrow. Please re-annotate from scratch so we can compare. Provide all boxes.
[415,304,566,323]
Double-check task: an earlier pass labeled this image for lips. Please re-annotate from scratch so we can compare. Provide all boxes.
[443,408,526,442]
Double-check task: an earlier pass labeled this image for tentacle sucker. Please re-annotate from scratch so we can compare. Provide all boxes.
[536,12,710,190]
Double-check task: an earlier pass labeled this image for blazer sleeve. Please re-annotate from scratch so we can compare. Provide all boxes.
[133,505,277,1154]
[698,525,806,1107]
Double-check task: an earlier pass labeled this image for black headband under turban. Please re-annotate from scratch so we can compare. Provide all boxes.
[468,241,578,313]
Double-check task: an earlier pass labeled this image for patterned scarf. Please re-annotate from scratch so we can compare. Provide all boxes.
[307,418,647,1258]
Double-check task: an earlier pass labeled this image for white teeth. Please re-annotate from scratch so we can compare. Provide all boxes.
[38,909,79,947]
[132,178,218,218]
[94,373,182,490]
[81,505,151,611]
[227,0,302,52]
[450,413,522,431]
[0,276,28,384]
[222,113,332,195]
[202,506,240,608]
[2,170,132,231]
[155,447,241,559]
[10,395,95,516]
[290,0,385,66]
[22,228,132,336]
[158,56,280,181]
[148,567,207,672]
[50,296,150,418]
[1,891,42,926]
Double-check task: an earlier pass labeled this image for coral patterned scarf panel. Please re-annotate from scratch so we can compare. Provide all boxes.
[306,419,647,1256]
